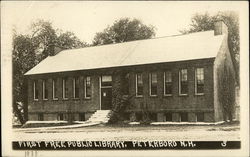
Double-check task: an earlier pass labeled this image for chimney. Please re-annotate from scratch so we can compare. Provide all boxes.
[49,45,64,56]
[214,20,228,36]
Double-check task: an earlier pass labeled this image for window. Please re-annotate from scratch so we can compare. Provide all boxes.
[57,113,64,121]
[38,113,43,121]
[164,71,172,96]
[62,77,68,99]
[33,80,38,100]
[79,113,85,121]
[196,113,204,122]
[122,73,129,95]
[85,76,91,98]
[180,113,188,122]
[195,68,204,95]
[165,113,172,122]
[52,79,58,100]
[42,80,48,100]
[73,77,80,98]
[179,69,188,95]
[136,73,143,97]
[101,75,112,87]
[149,72,157,96]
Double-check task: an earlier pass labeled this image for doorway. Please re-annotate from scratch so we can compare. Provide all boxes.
[101,88,112,110]
[100,75,112,110]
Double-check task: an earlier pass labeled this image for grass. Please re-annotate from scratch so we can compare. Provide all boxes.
[21,122,79,128]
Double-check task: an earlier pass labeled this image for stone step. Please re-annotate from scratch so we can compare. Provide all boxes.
[87,110,111,124]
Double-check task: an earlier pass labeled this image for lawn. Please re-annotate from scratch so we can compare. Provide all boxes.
[13,122,240,141]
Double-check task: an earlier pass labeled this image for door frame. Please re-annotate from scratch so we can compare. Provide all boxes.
[99,76,112,110]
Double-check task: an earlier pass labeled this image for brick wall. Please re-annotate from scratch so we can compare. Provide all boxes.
[27,58,215,122]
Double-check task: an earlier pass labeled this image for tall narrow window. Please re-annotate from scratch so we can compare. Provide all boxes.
[195,68,204,95]
[164,71,172,96]
[52,79,58,100]
[42,79,48,100]
[62,77,68,99]
[85,76,91,98]
[73,77,80,98]
[33,80,38,100]
[179,69,188,95]
[122,73,129,95]
[149,72,157,96]
[136,73,143,97]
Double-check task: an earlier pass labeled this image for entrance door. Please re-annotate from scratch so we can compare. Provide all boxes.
[101,88,112,110]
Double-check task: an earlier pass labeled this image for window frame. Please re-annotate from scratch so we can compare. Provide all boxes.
[73,77,80,99]
[135,73,143,97]
[149,72,157,96]
[195,68,205,95]
[62,78,68,100]
[42,79,48,100]
[52,79,58,100]
[84,76,91,99]
[179,69,188,96]
[33,80,38,101]
[164,71,172,96]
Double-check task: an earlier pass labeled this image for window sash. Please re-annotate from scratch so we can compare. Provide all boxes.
[179,69,188,95]
[101,75,112,87]
[62,78,68,99]
[73,77,80,98]
[164,71,172,95]
[136,73,143,96]
[195,68,204,94]
[33,80,38,100]
[52,79,58,100]
[149,73,157,96]
[42,80,48,100]
[85,76,91,98]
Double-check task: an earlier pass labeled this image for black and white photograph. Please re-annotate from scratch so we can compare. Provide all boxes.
[1,1,249,157]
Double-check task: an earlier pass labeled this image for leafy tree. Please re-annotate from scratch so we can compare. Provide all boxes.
[56,31,88,49]
[30,19,57,61]
[181,11,239,83]
[12,19,87,124]
[92,18,156,45]
[13,34,36,124]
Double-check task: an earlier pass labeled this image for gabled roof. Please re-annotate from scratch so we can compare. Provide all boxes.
[25,31,224,75]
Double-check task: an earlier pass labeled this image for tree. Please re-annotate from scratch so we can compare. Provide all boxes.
[92,18,156,45]
[12,19,87,125]
[181,11,239,84]
[56,31,88,49]
[13,34,36,124]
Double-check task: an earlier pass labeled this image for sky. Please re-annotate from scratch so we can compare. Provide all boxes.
[1,1,245,44]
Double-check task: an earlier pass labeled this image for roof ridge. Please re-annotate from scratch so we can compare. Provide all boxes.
[61,30,215,53]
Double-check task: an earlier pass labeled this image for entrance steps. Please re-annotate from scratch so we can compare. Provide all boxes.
[88,110,111,123]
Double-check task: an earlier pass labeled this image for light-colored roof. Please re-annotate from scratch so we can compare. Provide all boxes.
[25,31,224,75]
